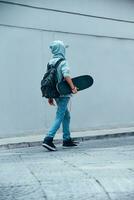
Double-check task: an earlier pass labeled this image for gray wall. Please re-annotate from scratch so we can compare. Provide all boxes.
[0,0,134,138]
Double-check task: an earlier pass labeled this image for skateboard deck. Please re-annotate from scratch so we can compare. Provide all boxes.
[57,75,94,95]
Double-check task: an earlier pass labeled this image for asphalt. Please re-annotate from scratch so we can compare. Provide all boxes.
[0,136,134,200]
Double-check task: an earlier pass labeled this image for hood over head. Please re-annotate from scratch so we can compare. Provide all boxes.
[49,40,69,58]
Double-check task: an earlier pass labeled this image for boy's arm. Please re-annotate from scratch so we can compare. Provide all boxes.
[61,61,77,94]
[64,76,77,94]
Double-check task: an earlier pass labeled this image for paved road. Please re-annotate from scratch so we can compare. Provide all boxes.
[0,136,134,200]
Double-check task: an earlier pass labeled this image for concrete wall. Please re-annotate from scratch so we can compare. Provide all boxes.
[0,0,134,138]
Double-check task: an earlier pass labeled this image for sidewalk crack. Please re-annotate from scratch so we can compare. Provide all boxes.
[95,178,112,200]
[19,155,48,200]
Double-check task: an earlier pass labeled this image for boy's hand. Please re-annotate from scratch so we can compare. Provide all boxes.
[48,98,55,106]
[64,77,78,94]
[72,86,78,94]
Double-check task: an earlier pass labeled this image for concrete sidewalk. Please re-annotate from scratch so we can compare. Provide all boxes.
[0,127,134,150]
[0,136,134,200]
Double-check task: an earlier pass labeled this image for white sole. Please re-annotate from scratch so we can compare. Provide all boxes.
[42,143,56,151]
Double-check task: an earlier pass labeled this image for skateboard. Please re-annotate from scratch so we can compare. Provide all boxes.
[57,75,94,95]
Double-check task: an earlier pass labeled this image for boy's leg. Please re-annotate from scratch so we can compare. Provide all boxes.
[47,97,70,138]
[43,97,70,150]
[62,109,71,141]
[62,106,78,147]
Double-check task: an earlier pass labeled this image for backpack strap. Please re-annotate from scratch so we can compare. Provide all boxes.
[47,58,65,71]
[54,58,65,69]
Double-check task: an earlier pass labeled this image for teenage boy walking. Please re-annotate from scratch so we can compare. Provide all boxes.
[42,40,78,151]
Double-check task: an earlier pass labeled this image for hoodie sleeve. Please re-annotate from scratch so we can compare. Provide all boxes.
[60,60,71,77]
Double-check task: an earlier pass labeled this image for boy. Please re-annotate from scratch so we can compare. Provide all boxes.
[42,40,77,151]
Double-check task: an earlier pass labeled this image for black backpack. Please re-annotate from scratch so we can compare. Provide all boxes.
[41,58,64,98]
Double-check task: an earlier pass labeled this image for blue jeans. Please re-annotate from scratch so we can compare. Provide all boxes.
[47,97,71,140]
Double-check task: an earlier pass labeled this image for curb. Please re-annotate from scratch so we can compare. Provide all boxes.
[0,131,134,150]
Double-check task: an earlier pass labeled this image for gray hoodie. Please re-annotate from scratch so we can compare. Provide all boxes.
[49,40,71,97]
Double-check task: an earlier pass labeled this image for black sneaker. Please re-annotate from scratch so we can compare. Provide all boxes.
[63,138,78,147]
[42,137,56,151]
